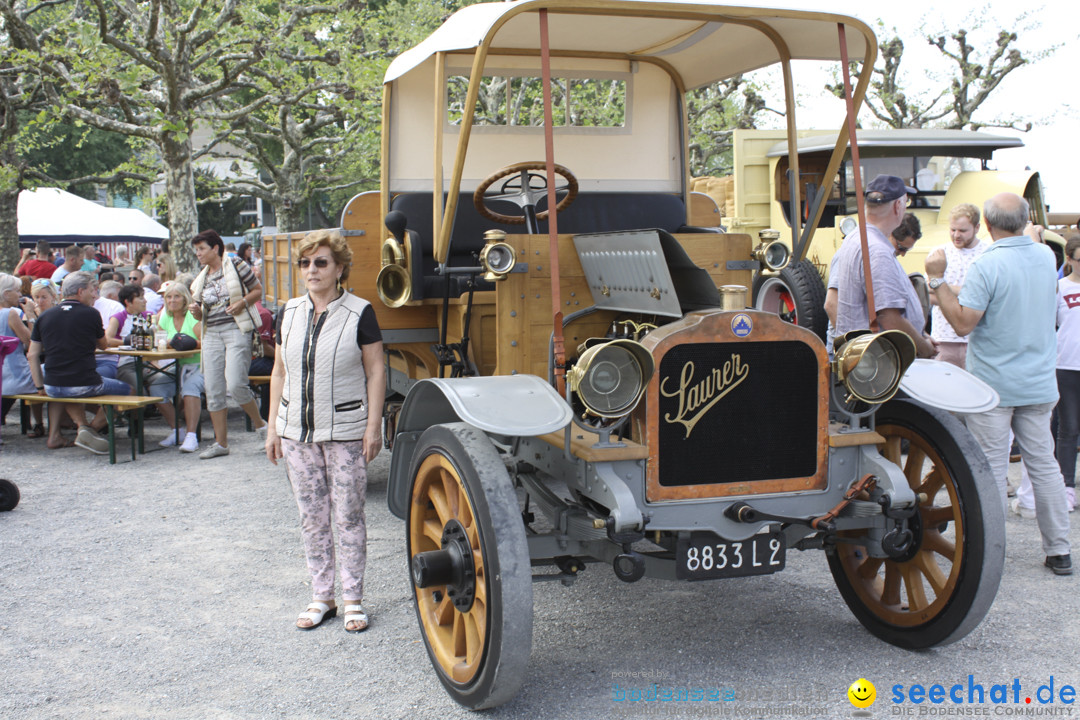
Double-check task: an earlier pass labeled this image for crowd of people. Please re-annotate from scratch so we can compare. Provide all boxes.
[831,175,1075,577]
[2,229,383,634]
[0,236,267,458]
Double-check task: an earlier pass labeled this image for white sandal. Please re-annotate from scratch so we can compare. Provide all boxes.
[343,604,369,633]
[296,602,337,630]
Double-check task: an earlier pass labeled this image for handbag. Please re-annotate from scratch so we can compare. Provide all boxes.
[252,327,265,358]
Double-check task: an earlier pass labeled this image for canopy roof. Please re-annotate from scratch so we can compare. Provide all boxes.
[766,129,1025,161]
[18,188,169,246]
[384,0,875,90]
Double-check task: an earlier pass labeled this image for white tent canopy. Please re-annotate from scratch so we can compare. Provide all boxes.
[18,188,169,246]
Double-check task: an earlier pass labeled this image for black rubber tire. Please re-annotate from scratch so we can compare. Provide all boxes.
[827,399,1004,648]
[407,423,532,710]
[752,259,828,341]
[0,478,20,512]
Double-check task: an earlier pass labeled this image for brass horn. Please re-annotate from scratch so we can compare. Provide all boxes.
[376,234,413,308]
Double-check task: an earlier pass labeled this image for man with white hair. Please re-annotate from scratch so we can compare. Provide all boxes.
[142,273,164,314]
[27,272,131,454]
[95,280,125,379]
[929,192,1072,576]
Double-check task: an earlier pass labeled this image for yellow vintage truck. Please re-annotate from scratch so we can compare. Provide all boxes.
[263,0,1002,709]
[698,128,1062,339]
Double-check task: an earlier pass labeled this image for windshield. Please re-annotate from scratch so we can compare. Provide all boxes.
[842,156,984,212]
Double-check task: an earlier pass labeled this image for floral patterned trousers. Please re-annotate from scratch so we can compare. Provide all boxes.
[282,438,368,602]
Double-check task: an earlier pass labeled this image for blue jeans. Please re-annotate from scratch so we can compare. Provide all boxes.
[45,378,131,398]
[249,356,274,420]
[1056,369,1080,488]
[95,356,118,380]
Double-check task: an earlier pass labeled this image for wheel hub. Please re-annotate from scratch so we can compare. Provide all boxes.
[411,519,477,612]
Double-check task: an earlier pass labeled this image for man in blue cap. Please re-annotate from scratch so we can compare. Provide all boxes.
[829,174,937,357]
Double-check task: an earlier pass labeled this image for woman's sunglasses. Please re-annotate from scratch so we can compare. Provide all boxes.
[297,257,331,269]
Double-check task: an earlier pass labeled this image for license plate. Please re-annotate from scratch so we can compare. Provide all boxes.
[675,530,785,580]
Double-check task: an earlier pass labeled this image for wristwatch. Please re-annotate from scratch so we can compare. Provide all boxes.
[928,277,945,290]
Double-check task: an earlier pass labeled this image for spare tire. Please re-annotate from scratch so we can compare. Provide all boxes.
[752,259,827,341]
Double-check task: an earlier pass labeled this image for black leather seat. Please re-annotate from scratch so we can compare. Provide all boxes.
[389,191,703,298]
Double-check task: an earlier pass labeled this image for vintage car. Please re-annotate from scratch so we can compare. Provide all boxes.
[699,128,1064,339]
[262,0,1003,710]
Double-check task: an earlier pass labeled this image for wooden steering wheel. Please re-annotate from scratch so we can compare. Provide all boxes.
[473,161,579,226]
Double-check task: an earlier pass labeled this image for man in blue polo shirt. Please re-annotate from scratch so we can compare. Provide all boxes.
[928,192,1071,575]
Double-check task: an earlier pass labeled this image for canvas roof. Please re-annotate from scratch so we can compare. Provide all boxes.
[384,0,875,90]
[18,188,169,246]
[766,129,1025,160]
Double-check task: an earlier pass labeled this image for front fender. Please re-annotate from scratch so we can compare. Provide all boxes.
[386,375,573,518]
[897,359,999,414]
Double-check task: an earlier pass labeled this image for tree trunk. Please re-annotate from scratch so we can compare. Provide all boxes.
[0,143,21,273]
[0,185,19,274]
[275,197,304,235]
[160,132,199,273]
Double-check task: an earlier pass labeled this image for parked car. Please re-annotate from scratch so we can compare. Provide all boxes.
[697,128,1064,339]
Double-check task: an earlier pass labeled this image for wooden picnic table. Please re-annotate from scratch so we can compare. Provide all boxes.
[104,347,200,451]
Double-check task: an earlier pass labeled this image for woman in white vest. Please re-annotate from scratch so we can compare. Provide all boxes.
[188,229,267,459]
[265,229,385,633]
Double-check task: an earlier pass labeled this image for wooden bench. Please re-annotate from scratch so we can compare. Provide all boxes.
[5,394,164,464]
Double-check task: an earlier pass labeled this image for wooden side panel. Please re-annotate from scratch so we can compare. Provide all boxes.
[677,233,754,294]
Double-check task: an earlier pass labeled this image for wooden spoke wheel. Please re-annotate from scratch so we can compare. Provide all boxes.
[407,423,532,710]
[827,399,1004,648]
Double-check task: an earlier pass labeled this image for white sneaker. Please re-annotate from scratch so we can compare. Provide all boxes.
[74,426,109,455]
[180,433,199,453]
[199,442,230,460]
[1066,487,1076,513]
[1009,498,1036,520]
[159,426,186,448]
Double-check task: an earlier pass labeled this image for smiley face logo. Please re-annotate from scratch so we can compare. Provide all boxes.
[848,678,876,708]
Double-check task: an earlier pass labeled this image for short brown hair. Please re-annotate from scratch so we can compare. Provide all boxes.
[1065,234,1080,262]
[296,229,353,282]
[949,203,981,227]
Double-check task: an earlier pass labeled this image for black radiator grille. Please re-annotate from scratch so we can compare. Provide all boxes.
[656,341,819,486]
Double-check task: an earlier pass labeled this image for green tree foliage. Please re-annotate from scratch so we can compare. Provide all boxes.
[0,0,152,270]
[203,0,481,231]
[26,0,351,270]
[15,111,141,200]
[686,76,768,178]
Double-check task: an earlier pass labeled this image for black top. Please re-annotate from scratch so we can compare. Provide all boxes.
[276,301,382,348]
[30,300,104,387]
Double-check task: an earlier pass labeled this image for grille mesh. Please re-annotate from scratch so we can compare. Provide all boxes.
[656,341,819,486]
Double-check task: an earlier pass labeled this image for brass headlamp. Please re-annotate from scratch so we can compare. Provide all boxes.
[833,330,916,404]
[567,339,654,418]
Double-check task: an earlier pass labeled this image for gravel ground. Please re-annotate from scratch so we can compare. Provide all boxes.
[1,410,1077,720]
